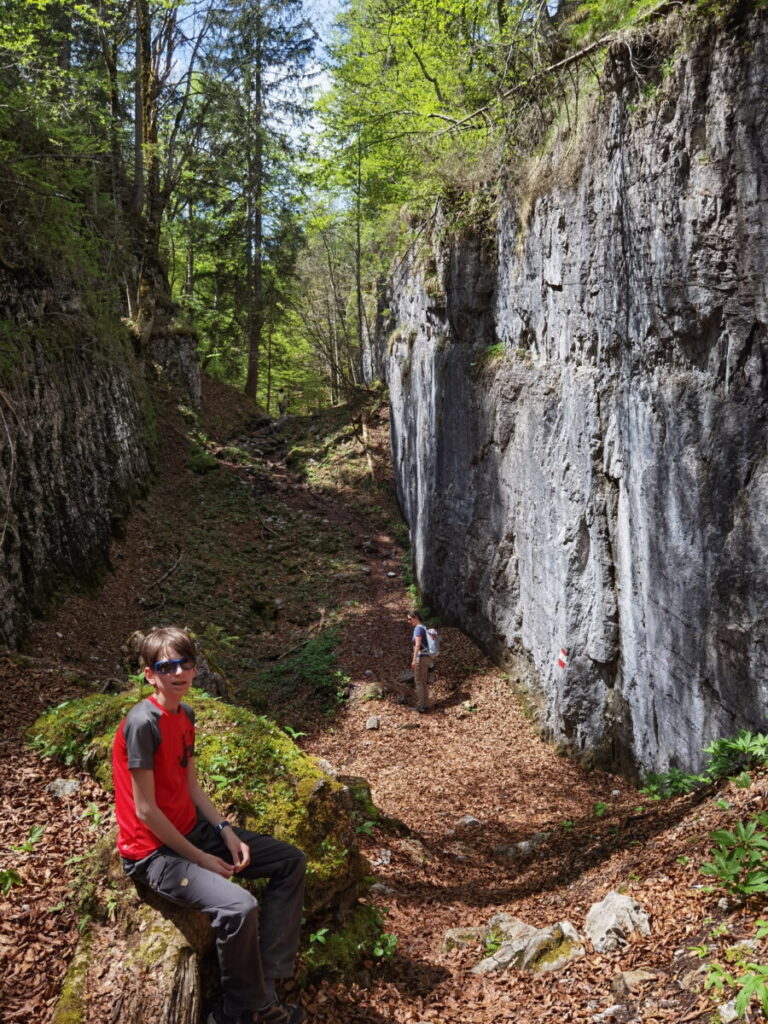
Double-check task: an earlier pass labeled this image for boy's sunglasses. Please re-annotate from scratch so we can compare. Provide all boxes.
[152,658,196,676]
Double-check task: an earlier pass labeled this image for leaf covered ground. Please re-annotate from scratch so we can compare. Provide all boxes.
[0,377,766,1023]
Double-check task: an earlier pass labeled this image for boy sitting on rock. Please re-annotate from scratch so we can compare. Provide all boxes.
[112,626,307,1024]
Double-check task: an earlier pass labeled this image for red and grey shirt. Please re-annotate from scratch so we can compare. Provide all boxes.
[112,695,197,860]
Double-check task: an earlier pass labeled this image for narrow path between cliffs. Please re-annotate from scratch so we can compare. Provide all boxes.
[0,387,742,1024]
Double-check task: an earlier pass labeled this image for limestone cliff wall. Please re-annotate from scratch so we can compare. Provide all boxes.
[0,269,167,648]
[385,9,768,775]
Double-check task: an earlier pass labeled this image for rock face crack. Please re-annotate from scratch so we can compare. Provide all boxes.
[382,10,768,776]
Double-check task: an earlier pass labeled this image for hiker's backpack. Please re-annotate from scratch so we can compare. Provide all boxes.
[426,627,440,656]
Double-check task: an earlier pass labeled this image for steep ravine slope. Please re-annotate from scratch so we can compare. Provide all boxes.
[385,8,767,776]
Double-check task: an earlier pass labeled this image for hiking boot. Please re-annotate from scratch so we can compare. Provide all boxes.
[207,1010,237,1024]
[252,1000,306,1024]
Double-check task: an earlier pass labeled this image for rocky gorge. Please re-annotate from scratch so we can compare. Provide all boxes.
[384,6,768,777]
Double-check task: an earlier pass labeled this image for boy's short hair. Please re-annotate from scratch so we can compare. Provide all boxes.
[409,610,422,621]
[139,626,197,669]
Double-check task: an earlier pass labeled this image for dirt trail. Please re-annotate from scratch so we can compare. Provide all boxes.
[0,393,760,1024]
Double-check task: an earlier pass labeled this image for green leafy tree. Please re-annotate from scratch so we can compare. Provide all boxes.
[175,0,315,401]
[294,0,570,399]
[292,209,372,401]
[0,0,131,314]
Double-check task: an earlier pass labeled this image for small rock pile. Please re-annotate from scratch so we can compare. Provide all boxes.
[442,891,650,976]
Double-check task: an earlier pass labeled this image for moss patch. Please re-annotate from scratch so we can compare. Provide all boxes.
[27,688,142,789]
[530,936,578,971]
[300,902,395,981]
[51,927,92,1024]
[188,447,220,474]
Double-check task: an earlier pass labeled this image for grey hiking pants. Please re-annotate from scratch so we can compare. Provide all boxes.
[123,816,306,1020]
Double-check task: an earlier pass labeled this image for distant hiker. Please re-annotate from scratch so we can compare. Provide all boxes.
[112,626,307,1024]
[408,609,433,713]
[277,390,287,419]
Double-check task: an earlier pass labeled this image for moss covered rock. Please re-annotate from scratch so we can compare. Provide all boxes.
[54,901,205,1024]
[28,686,368,917]
[187,448,220,474]
[51,926,91,1024]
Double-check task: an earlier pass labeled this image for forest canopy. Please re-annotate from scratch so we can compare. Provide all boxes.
[0,0,696,410]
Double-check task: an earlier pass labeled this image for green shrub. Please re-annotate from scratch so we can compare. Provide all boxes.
[705,920,768,1015]
[640,730,768,800]
[705,961,768,1018]
[704,731,768,780]
[700,814,768,898]
[0,868,22,895]
[639,767,708,799]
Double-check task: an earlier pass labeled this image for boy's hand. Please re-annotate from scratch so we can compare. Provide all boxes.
[223,831,251,872]
[197,851,236,878]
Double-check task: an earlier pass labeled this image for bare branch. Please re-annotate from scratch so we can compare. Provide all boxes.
[405,38,446,106]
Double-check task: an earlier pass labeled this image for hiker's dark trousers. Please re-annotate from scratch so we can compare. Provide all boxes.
[123,817,306,1019]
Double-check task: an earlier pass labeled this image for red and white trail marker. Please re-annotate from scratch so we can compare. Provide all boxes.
[557,648,569,669]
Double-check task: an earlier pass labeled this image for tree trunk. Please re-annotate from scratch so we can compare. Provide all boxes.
[265,326,273,414]
[354,134,365,386]
[133,0,149,220]
[184,199,195,296]
[244,60,264,400]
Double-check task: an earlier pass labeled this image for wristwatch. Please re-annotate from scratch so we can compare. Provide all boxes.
[214,820,231,834]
